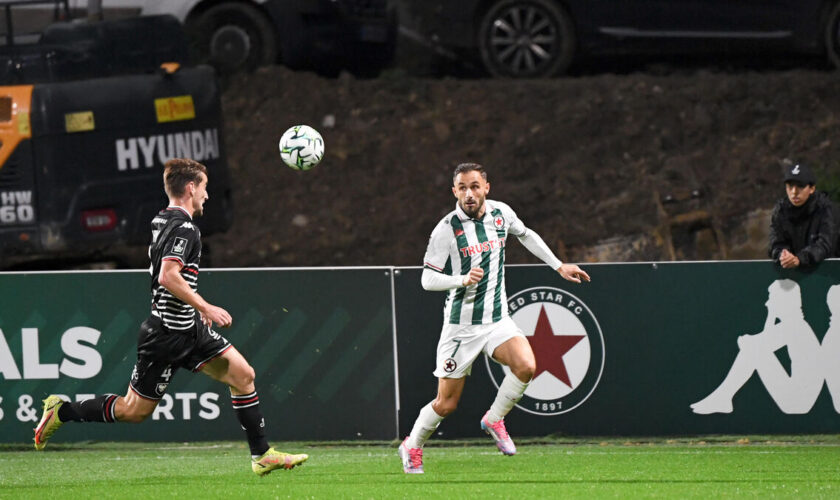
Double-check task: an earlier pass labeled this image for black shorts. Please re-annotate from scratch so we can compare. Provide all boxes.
[129,315,231,400]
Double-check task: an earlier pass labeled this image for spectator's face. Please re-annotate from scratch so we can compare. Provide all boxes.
[785,181,815,207]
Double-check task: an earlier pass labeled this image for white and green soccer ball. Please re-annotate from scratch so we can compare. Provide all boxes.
[279,125,325,171]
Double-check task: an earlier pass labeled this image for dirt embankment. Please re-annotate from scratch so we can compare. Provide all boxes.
[207,63,840,267]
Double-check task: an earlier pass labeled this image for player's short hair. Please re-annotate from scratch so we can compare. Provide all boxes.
[453,162,487,183]
[164,158,208,198]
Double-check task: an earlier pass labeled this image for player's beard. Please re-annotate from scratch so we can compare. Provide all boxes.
[460,196,484,219]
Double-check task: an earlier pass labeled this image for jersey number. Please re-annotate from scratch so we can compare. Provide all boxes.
[450,339,462,358]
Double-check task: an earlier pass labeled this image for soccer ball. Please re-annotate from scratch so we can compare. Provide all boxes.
[279,125,325,171]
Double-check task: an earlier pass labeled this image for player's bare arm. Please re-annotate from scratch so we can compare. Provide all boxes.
[462,267,484,286]
[159,259,232,327]
[558,264,591,283]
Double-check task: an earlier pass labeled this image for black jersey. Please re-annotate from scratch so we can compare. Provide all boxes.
[148,206,202,332]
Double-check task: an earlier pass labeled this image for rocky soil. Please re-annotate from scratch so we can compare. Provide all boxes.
[205,48,840,268]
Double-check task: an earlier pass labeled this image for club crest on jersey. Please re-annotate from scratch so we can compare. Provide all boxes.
[485,286,605,416]
[493,215,505,228]
[172,237,187,255]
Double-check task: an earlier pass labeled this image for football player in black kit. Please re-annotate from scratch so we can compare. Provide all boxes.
[34,158,308,476]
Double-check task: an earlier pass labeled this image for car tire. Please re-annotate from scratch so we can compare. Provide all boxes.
[826,2,840,69]
[186,3,277,74]
[478,0,576,78]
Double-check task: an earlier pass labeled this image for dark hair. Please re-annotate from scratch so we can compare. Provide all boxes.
[453,162,487,182]
[164,158,208,198]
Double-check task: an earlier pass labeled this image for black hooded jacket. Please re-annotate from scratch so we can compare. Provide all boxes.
[769,191,837,267]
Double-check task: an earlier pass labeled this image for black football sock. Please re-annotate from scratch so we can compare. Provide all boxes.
[232,391,270,457]
[57,394,120,423]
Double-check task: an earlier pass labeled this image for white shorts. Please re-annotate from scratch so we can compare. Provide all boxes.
[433,316,525,379]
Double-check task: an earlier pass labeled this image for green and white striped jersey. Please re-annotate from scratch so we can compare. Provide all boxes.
[423,199,527,325]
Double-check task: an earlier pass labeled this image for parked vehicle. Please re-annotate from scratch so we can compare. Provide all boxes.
[398,0,840,78]
[4,0,398,74]
[0,2,232,266]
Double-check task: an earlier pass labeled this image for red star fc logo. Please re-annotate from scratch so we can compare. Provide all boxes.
[530,305,586,387]
[485,286,605,416]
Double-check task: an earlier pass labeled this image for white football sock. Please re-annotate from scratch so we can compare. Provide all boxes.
[486,373,529,423]
[406,402,444,449]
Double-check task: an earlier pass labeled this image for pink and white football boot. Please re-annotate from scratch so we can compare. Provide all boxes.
[480,412,516,456]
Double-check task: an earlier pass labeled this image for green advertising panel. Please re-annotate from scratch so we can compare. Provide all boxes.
[0,268,396,443]
[395,261,840,437]
[4,261,839,443]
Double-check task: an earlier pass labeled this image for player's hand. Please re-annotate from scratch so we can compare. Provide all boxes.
[779,249,800,269]
[201,304,232,328]
[462,267,484,286]
[558,264,590,283]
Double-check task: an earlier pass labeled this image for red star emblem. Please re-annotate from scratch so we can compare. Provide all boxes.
[494,216,504,228]
[528,305,585,388]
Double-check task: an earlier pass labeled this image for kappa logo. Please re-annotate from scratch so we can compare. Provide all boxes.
[172,237,187,255]
[692,280,840,415]
[486,286,605,416]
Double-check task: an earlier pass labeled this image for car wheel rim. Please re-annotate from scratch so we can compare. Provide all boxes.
[488,4,558,76]
[210,25,252,68]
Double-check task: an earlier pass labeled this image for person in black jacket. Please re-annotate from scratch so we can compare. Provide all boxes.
[769,163,836,269]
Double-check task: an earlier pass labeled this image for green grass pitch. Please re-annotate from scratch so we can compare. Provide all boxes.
[1,437,838,498]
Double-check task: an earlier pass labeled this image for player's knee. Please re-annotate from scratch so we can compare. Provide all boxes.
[230,364,255,392]
[242,364,255,386]
[523,361,536,381]
[433,398,458,416]
[512,360,536,382]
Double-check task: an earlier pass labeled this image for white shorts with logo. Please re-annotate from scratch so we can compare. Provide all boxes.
[433,316,525,378]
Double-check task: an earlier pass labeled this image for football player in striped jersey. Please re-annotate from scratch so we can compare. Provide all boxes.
[34,158,307,476]
[399,162,589,474]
